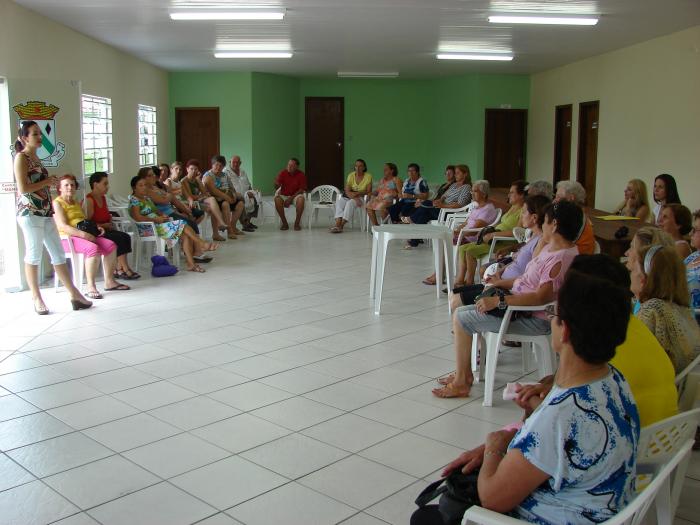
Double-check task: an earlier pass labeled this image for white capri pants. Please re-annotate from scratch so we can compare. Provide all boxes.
[335,196,363,222]
[17,214,66,266]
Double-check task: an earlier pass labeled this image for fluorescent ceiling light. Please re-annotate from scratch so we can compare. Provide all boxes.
[170,10,285,21]
[488,14,598,25]
[437,53,513,61]
[337,72,399,78]
[214,51,293,58]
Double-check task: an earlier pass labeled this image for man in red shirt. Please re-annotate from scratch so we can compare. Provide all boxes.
[274,158,307,230]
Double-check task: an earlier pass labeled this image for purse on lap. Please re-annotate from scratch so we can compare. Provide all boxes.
[415,470,481,525]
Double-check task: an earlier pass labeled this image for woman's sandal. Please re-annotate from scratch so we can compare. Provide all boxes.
[330,226,342,233]
[437,372,456,386]
[86,291,103,300]
[105,283,130,291]
[33,298,49,315]
[213,234,226,241]
[432,382,471,398]
[205,243,220,251]
[187,264,206,273]
[422,276,436,285]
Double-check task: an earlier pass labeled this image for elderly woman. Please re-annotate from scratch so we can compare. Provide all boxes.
[129,173,218,273]
[629,244,700,373]
[433,200,582,398]
[330,159,373,233]
[421,179,498,285]
[614,178,651,222]
[454,180,527,286]
[366,163,401,226]
[658,203,693,259]
[652,173,681,224]
[388,163,429,223]
[414,267,639,525]
[85,171,139,280]
[554,180,594,255]
[53,175,129,298]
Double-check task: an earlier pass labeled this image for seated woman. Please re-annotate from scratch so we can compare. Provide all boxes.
[449,194,551,311]
[613,178,651,222]
[388,163,429,223]
[422,179,498,285]
[181,159,228,242]
[129,173,218,273]
[514,254,677,429]
[433,200,582,398]
[414,268,639,525]
[629,243,700,373]
[52,175,128,299]
[658,203,693,259]
[85,171,140,280]
[685,209,700,321]
[142,166,204,235]
[331,159,373,233]
[405,164,471,225]
[164,161,184,197]
[366,163,401,227]
[455,180,527,286]
[652,173,681,225]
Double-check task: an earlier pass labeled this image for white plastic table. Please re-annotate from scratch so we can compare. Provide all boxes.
[369,224,454,315]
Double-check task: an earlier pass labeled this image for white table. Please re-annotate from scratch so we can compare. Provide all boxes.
[369,224,454,315]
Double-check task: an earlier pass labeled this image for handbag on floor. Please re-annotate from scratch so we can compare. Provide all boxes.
[415,470,481,525]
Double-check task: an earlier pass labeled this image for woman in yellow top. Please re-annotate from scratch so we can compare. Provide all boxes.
[330,159,372,233]
[52,175,129,299]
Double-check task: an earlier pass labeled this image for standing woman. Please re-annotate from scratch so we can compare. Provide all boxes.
[85,171,140,280]
[331,159,373,233]
[652,173,681,224]
[13,121,92,314]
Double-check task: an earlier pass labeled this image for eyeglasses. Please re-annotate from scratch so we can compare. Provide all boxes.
[544,304,559,320]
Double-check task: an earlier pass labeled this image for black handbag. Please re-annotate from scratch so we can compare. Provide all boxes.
[415,470,481,525]
[475,226,498,245]
[475,286,513,318]
[76,219,100,237]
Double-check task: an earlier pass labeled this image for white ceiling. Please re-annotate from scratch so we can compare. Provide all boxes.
[14,0,700,77]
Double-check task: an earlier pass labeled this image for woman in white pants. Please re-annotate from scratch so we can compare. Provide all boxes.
[330,159,373,233]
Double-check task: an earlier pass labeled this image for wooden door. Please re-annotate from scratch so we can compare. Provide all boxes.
[553,104,572,186]
[576,101,599,207]
[305,97,344,189]
[175,108,220,166]
[484,109,527,189]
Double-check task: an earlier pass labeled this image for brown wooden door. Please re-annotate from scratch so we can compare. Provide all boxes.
[305,97,344,189]
[576,101,599,207]
[553,104,572,186]
[175,108,220,166]
[484,109,527,189]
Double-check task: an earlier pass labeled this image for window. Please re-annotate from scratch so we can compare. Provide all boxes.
[81,94,113,174]
[138,104,157,167]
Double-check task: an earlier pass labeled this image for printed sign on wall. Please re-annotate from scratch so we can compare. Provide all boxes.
[13,100,66,167]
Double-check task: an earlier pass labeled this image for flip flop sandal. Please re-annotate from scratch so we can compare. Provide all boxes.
[437,373,456,386]
[105,284,131,291]
[422,278,436,285]
[187,265,206,273]
[86,291,103,299]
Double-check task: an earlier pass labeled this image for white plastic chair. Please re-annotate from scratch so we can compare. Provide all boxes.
[462,433,695,525]
[675,353,700,412]
[55,234,84,292]
[306,185,341,230]
[454,208,503,269]
[110,217,138,271]
[472,303,556,406]
[636,407,700,525]
[437,203,472,224]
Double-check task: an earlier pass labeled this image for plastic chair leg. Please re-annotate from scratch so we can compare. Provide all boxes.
[374,235,388,315]
[369,231,378,297]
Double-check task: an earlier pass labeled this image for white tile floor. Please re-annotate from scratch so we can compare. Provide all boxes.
[0,224,698,525]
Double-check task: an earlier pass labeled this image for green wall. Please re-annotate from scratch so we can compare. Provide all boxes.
[168,71,529,194]
[168,71,253,174]
[251,73,300,193]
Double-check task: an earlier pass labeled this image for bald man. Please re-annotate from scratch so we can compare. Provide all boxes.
[225,155,259,231]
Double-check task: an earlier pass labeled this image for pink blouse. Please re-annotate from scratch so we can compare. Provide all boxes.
[512,244,579,318]
[460,203,498,243]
